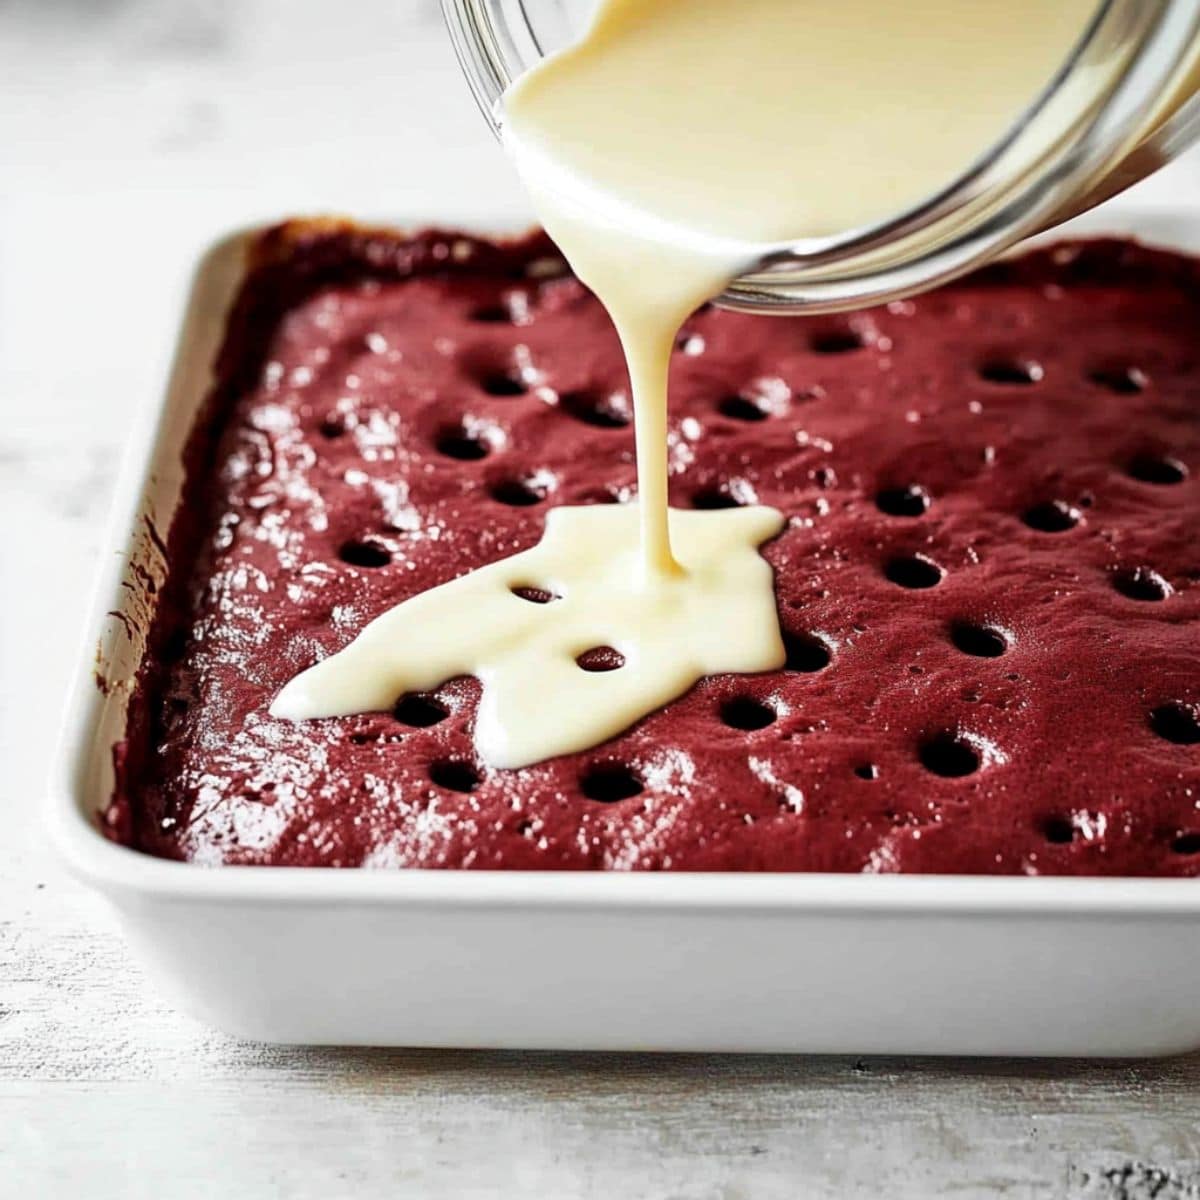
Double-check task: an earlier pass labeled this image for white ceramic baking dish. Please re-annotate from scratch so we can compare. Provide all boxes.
[52,209,1200,1055]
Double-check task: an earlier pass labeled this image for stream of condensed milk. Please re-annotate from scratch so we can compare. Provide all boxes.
[273,0,1096,768]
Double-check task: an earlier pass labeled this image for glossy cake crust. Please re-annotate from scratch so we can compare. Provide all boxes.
[110,221,1200,873]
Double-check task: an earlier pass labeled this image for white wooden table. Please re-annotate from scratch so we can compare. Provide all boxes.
[4,2,1200,1194]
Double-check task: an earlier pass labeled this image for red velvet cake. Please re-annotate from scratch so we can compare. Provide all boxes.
[109,220,1200,874]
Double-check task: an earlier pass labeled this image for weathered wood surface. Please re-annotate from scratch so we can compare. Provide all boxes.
[5,1,1200,1195]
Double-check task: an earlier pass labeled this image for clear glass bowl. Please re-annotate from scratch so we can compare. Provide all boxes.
[442,0,1200,314]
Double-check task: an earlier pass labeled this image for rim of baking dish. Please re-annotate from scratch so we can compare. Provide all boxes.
[50,212,1200,915]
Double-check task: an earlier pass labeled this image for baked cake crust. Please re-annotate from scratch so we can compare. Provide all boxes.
[109,221,1200,874]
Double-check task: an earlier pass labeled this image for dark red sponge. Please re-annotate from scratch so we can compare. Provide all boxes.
[111,222,1200,874]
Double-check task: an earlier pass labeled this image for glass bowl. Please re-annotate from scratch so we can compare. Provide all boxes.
[442,0,1200,313]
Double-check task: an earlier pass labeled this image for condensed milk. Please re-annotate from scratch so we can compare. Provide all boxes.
[275,0,1098,767]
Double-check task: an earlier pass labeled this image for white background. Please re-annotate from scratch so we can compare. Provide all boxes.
[4,1,1200,1195]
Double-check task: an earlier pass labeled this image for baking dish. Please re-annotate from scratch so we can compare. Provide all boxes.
[51,208,1200,1055]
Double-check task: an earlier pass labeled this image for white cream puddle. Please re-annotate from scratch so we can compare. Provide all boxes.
[274,0,1094,767]
[273,503,784,769]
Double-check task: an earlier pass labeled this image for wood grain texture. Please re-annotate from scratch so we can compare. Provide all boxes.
[5,0,1200,1195]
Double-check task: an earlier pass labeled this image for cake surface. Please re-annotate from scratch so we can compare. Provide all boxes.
[109,222,1200,873]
